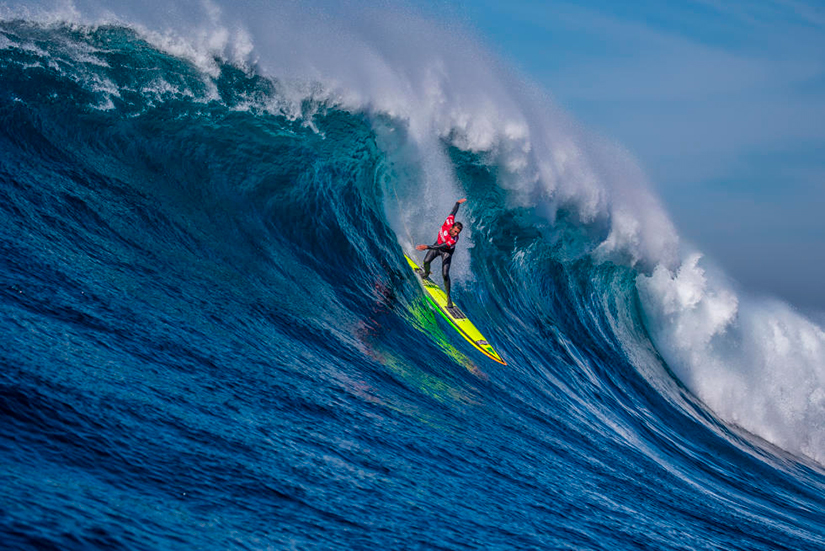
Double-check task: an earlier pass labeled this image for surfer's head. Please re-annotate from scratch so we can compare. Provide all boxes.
[449,222,463,237]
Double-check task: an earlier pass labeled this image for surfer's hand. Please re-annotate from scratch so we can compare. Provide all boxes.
[457,198,467,203]
[415,244,428,251]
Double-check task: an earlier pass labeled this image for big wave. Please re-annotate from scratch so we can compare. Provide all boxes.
[3,0,825,472]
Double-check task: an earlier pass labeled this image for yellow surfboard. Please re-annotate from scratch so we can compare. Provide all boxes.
[405,254,506,365]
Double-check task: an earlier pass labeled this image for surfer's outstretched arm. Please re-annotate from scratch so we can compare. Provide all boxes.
[449,197,467,217]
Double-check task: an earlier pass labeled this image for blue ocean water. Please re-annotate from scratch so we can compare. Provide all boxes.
[2,18,825,550]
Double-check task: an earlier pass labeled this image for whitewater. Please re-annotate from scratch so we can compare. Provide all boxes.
[1,1,824,549]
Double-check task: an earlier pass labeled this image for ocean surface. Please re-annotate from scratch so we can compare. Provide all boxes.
[2,9,825,550]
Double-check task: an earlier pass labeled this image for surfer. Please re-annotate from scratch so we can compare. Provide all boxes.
[415,198,466,308]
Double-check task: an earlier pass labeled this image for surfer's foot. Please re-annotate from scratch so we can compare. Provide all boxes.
[419,271,431,280]
[446,301,454,309]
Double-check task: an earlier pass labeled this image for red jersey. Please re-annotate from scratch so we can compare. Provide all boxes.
[437,214,459,249]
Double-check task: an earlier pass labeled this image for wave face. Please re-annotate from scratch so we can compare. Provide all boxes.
[2,14,825,550]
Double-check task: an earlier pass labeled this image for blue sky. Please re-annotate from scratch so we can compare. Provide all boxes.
[429,0,825,313]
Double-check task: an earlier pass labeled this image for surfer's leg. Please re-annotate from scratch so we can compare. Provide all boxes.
[441,251,454,308]
[421,249,438,278]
